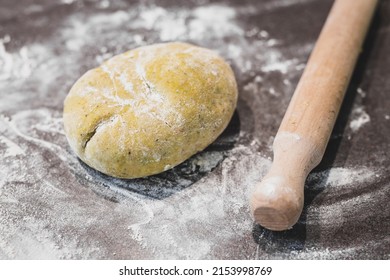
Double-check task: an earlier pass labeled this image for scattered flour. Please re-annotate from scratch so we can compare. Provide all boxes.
[308,167,376,190]
[0,136,25,157]
[261,56,297,74]
[0,36,33,81]
[348,87,371,133]
[324,167,375,186]
[262,0,315,10]
[0,0,384,260]
[350,106,370,132]
[190,151,224,173]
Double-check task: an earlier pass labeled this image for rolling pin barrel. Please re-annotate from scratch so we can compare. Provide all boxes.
[250,0,378,231]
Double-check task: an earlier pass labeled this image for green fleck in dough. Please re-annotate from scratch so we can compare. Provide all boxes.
[63,42,238,178]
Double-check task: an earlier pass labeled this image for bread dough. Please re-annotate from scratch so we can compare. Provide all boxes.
[63,42,237,178]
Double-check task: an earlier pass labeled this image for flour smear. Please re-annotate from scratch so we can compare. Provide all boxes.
[0,0,384,259]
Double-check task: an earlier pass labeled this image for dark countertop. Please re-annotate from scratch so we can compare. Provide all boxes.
[0,0,389,259]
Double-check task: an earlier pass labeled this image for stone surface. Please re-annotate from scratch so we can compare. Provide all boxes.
[0,0,389,259]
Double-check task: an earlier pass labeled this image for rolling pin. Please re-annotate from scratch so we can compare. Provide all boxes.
[250,0,378,231]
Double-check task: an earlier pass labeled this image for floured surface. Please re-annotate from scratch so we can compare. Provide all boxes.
[0,0,389,259]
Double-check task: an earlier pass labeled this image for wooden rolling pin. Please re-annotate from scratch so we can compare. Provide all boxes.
[250,0,378,231]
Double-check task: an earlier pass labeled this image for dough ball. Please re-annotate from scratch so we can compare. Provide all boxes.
[63,42,238,178]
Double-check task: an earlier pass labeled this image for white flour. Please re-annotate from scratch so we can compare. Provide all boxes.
[0,0,385,259]
[350,107,370,132]
[0,36,32,81]
[0,107,379,259]
[308,167,375,190]
[348,87,371,133]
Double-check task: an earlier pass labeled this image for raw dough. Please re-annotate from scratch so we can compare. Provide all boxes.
[63,42,237,178]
